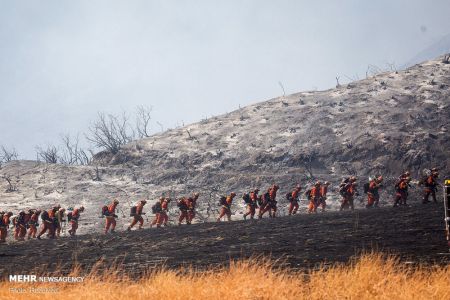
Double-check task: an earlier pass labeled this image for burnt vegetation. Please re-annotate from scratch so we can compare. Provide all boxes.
[30,106,154,166]
[0,204,447,276]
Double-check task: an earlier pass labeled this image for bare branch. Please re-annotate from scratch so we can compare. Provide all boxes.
[136,105,152,138]
[278,81,286,97]
[1,174,17,192]
[156,121,164,132]
[442,54,450,64]
[336,76,341,88]
[59,133,92,165]
[35,145,59,164]
[86,112,135,154]
[0,145,18,162]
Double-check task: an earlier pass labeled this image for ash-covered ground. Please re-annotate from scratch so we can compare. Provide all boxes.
[0,55,449,237]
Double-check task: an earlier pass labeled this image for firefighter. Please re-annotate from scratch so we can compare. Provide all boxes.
[259,185,279,218]
[20,210,33,240]
[14,211,27,241]
[37,206,59,239]
[104,200,119,234]
[55,208,66,237]
[319,182,330,212]
[421,168,439,204]
[68,206,84,236]
[128,200,147,231]
[268,185,279,217]
[187,192,199,224]
[217,192,236,222]
[398,171,410,181]
[177,197,190,225]
[0,212,13,243]
[27,209,41,239]
[243,190,258,220]
[157,198,170,227]
[150,197,163,227]
[340,177,358,211]
[258,189,271,219]
[288,185,302,215]
[366,176,383,208]
[394,176,411,207]
[307,182,322,213]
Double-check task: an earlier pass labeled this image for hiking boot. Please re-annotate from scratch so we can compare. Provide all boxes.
[243,215,247,220]
[127,227,131,232]
[37,236,41,240]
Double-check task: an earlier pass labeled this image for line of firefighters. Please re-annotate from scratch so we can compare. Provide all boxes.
[0,206,84,242]
[0,168,441,241]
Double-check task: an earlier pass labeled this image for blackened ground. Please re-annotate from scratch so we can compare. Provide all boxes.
[0,203,449,278]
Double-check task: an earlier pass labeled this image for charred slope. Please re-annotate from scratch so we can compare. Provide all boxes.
[0,203,448,277]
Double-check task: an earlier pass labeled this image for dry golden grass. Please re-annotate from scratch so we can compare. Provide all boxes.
[1,254,449,300]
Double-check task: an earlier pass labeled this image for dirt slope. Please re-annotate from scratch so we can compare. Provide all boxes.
[0,55,449,235]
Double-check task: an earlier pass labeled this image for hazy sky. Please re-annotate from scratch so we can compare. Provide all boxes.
[1,0,450,159]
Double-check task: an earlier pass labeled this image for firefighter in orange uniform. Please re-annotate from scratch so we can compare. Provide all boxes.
[307,182,322,213]
[68,207,84,236]
[217,192,236,222]
[27,209,41,239]
[104,200,119,234]
[128,200,147,231]
[288,185,302,215]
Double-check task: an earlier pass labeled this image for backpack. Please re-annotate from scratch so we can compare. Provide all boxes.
[101,205,110,217]
[151,202,161,214]
[338,184,347,197]
[130,206,137,216]
[242,194,251,204]
[257,196,263,207]
[418,176,428,186]
[67,212,73,222]
[177,199,186,209]
[41,210,49,221]
[305,189,312,200]
[363,182,370,194]
[219,196,227,206]
[0,214,4,226]
[285,192,292,202]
